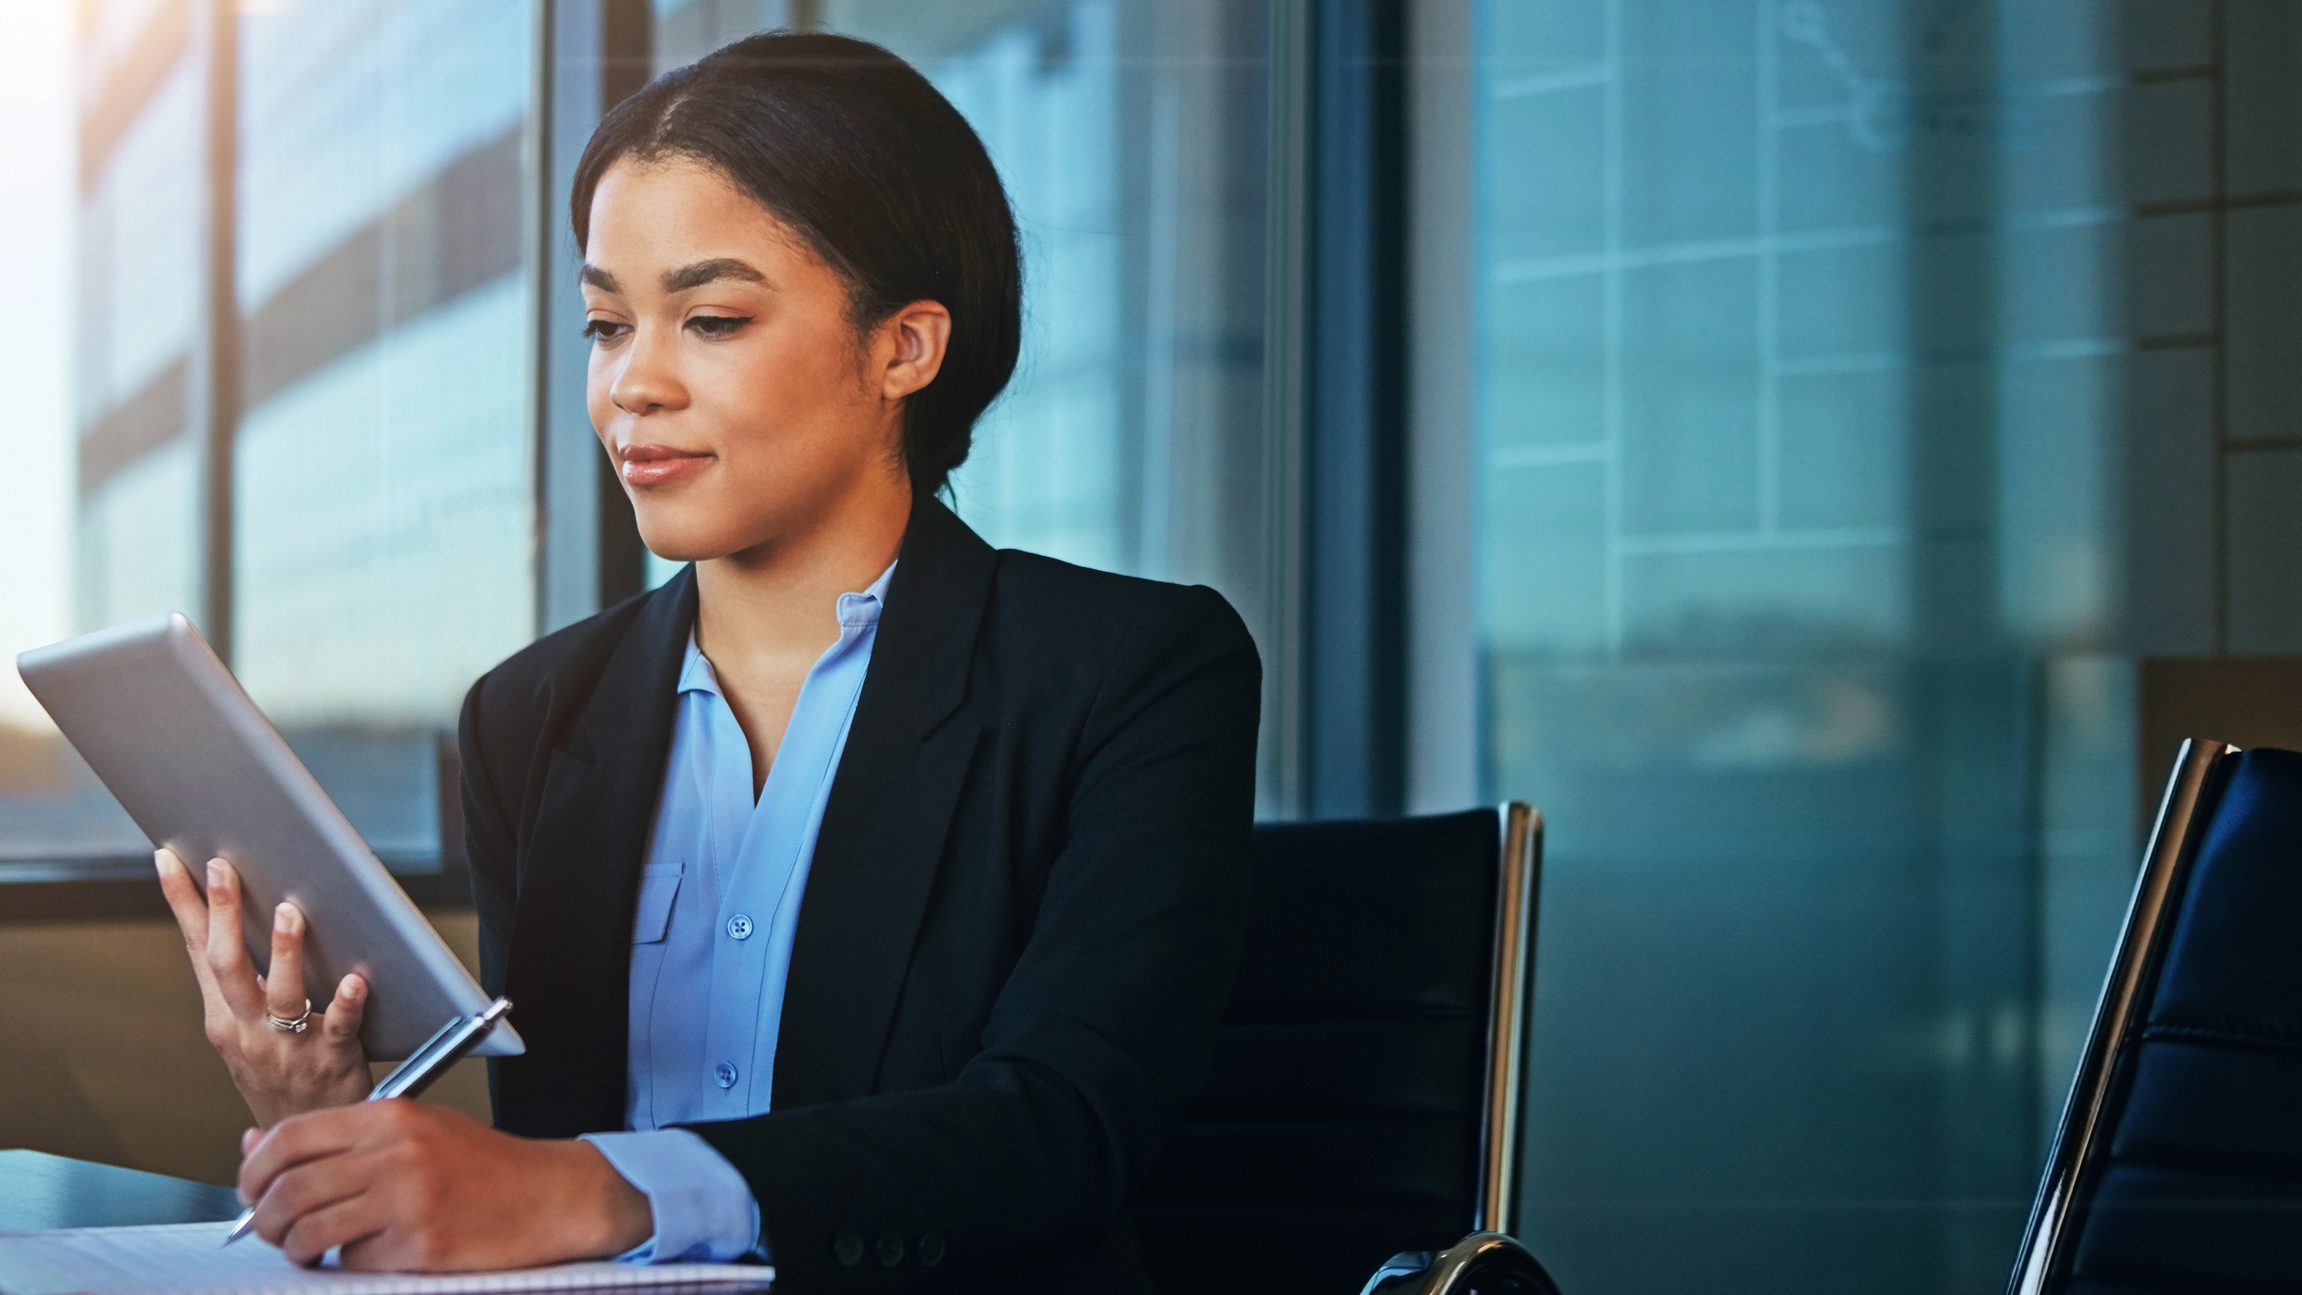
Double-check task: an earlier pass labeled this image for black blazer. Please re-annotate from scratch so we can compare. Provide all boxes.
[455,491,1261,1292]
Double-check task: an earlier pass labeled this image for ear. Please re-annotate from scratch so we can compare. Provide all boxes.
[876,300,953,403]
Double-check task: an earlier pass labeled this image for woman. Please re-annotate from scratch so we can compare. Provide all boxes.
[154,29,1260,1292]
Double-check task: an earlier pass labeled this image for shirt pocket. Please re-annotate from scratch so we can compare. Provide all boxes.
[631,863,683,944]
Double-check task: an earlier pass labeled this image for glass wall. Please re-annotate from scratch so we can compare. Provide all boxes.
[232,0,535,859]
[2,0,203,864]
[1462,2,2302,1293]
[0,0,536,869]
[78,53,202,638]
[0,5,138,864]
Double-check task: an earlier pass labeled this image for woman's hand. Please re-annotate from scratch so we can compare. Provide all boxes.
[237,1102,653,1269]
[155,848,374,1127]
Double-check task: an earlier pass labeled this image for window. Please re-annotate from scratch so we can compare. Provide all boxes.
[1434,2,2302,1291]
[231,0,535,860]
[1,0,536,872]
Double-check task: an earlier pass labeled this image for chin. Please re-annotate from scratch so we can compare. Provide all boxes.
[631,509,736,565]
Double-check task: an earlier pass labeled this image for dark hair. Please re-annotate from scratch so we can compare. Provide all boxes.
[570,30,1022,499]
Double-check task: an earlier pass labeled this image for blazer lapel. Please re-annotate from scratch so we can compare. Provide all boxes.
[500,565,696,1137]
[775,494,996,1107]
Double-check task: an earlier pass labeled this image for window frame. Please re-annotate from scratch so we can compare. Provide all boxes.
[9,0,1405,911]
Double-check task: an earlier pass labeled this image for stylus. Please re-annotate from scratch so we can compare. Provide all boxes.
[221,997,515,1247]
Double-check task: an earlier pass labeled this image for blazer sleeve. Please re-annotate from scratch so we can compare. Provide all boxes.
[676,583,1262,1289]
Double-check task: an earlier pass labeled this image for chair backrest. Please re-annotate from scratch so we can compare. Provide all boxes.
[2009,740,2302,1294]
[1133,803,1542,1295]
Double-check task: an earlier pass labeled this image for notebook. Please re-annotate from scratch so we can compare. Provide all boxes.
[0,1222,774,1294]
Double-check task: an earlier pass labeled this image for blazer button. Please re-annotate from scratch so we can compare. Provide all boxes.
[918,1231,947,1268]
[875,1233,905,1268]
[833,1229,865,1268]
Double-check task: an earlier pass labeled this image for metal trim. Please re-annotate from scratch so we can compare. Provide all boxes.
[1259,0,1312,820]
[1302,0,1410,817]
[2005,737,2239,1295]
[532,0,654,635]
[1474,799,1542,1233]
[1414,1231,1564,1295]
[192,0,239,666]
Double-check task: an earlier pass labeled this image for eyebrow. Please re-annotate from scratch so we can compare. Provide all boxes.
[579,257,771,295]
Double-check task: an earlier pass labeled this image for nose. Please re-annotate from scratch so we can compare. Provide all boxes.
[609,326,687,416]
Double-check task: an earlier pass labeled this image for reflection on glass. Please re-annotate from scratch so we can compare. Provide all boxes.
[1,2,203,863]
[1472,3,2290,1293]
[231,0,535,859]
[2,0,540,869]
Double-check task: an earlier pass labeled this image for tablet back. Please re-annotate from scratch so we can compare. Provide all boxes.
[16,614,522,1061]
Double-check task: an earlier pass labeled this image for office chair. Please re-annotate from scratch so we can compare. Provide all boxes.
[1132,803,1563,1295]
[2008,739,2302,1294]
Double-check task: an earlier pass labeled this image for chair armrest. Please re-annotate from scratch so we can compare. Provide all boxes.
[1358,1230,1563,1295]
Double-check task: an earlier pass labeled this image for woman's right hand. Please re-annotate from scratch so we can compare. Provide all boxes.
[155,848,374,1127]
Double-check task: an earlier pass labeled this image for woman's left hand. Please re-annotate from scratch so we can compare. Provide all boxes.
[236,1101,654,1269]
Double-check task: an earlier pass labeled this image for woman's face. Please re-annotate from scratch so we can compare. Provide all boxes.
[579,154,942,562]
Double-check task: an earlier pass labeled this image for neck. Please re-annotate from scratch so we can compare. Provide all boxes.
[692,476,911,673]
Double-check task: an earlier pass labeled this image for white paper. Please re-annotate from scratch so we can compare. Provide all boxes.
[0,1222,774,1295]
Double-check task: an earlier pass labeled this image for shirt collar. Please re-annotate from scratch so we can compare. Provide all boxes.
[678,557,900,697]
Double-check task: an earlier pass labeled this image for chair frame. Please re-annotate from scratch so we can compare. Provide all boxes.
[2005,737,2240,1295]
[1475,800,1543,1233]
[1361,800,1552,1295]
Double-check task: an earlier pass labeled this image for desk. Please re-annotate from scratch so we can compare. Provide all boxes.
[0,1149,240,1232]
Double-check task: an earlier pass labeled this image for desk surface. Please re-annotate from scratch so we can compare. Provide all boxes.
[0,1149,241,1232]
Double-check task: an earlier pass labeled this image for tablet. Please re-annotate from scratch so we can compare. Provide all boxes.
[15,613,524,1061]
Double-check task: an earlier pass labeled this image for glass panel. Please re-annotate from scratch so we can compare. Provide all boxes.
[0,2,197,865]
[5,1,539,871]
[232,0,536,862]
[1467,2,2289,1292]
[645,2,1283,805]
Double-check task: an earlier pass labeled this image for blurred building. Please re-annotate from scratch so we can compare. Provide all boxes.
[71,0,535,858]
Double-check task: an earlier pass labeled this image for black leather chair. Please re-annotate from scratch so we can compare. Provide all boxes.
[1133,803,1563,1295]
[2008,739,2302,1294]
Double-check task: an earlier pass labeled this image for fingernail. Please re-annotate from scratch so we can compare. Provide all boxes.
[341,975,362,1001]
[274,903,298,934]
[241,1127,258,1152]
[207,860,224,889]
[153,849,170,876]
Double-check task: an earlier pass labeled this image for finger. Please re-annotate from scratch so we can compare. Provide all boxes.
[155,850,229,1006]
[279,1190,387,1268]
[240,1104,392,1206]
[250,1162,368,1256]
[321,974,367,1046]
[155,850,213,967]
[203,859,264,1018]
[266,903,311,1022]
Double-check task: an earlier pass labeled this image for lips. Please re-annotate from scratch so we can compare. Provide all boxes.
[620,443,713,487]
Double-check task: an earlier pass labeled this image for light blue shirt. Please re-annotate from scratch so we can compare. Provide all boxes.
[580,558,897,1262]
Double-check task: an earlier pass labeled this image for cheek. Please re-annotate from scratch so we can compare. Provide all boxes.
[714,336,845,431]
[584,355,613,438]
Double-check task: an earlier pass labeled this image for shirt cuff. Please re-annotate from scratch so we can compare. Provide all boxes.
[580,1129,764,1263]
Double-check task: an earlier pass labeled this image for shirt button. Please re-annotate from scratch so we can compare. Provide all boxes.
[875,1233,905,1267]
[918,1231,946,1267]
[833,1230,865,1268]
[726,914,754,940]
[713,1061,737,1088]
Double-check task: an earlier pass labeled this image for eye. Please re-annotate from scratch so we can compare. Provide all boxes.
[688,314,751,337]
[581,318,626,343]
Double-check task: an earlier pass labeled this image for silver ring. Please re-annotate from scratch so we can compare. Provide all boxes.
[265,999,313,1034]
